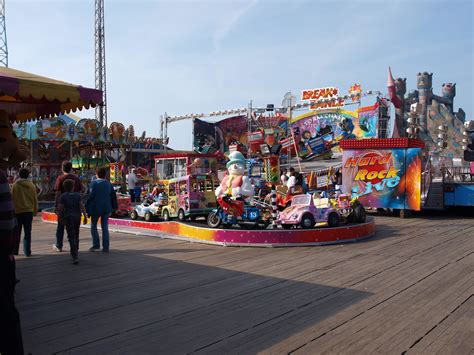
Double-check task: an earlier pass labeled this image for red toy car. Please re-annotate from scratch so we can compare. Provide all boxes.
[112,193,132,218]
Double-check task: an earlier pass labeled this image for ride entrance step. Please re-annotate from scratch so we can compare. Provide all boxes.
[424,181,444,210]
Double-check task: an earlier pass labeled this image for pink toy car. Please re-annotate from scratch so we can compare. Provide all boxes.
[278,194,340,229]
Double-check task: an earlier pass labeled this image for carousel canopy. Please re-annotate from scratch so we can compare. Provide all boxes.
[0,67,102,122]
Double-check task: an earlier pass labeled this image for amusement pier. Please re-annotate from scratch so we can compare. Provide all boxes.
[0,0,472,354]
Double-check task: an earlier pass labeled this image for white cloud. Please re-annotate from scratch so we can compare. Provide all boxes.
[212,0,259,53]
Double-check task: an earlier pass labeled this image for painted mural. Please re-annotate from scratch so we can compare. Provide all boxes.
[290,104,379,160]
[193,115,248,154]
[342,148,422,210]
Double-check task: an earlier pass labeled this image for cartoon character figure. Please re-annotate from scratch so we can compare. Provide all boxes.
[84,120,98,139]
[216,151,254,202]
[298,131,313,157]
[340,118,355,139]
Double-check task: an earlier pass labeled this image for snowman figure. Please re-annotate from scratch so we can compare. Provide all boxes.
[216,151,254,202]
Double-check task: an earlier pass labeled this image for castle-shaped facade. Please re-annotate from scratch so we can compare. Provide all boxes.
[388,69,467,160]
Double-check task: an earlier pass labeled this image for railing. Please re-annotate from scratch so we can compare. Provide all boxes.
[310,164,342,189]
[441,166,474,184]
[421,157,432,204]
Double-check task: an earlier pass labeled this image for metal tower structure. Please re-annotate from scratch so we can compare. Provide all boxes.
[95,0,107,126]
[0,0,8,67]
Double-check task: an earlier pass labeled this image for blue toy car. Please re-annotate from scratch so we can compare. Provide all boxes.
[130,195,166,222]
[207,196,270,229]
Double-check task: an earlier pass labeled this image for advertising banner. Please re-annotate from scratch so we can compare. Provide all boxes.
[193,116,248,154]
[291,104,379,160]
[290,109,357,160]
[354,103,378,138]
[342,147,422,210]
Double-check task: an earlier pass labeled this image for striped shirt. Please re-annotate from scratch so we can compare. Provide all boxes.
[0,169,18,255]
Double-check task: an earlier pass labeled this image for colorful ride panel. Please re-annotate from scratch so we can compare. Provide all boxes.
[42,210,375,247]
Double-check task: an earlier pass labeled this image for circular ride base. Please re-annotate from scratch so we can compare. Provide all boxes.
[42,211,375,247]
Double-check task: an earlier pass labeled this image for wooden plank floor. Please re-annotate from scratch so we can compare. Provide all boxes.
[15,212,474,354]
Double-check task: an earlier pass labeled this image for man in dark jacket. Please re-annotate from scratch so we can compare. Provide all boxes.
[86,167,115,252]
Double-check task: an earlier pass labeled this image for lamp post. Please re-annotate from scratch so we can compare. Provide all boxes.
[406,103,421,139]
[437,124,448,150]
[462,121,474,162]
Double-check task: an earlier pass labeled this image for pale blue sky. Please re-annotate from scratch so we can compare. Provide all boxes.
[7,0,473,150]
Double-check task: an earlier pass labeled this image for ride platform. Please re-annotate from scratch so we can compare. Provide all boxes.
[41,210,375,247]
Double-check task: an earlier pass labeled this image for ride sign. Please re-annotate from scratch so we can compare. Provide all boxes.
[342,148,422,210]
[301,87,345,110]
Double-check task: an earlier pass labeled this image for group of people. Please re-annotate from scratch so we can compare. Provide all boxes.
[8,161,117,265]
[280,167,308,193]
[280,166,343,194]
[0,160,118,354]
[52,161,117,264]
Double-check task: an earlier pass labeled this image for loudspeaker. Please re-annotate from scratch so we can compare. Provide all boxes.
[260,144,270,155]
[464,149,474,162]
[270,144,282,155]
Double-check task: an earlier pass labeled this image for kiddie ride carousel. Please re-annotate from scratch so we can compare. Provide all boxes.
[207,152,367,230]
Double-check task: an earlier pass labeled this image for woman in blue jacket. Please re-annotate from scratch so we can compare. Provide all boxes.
[86,167,116,252]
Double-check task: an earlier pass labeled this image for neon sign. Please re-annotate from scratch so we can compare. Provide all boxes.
[301,87,345,110]
[349,83,362,102]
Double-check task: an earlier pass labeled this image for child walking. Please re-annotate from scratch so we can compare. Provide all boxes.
[58,179,87,264]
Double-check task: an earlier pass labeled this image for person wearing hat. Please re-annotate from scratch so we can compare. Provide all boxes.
[216,151,254,202]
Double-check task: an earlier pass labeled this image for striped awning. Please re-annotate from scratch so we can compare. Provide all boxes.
[0,67,102,122]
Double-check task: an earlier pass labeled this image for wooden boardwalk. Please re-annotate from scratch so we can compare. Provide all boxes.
[15,213,474,354]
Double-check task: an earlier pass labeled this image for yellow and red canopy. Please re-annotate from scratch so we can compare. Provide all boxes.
[0,67,102,122]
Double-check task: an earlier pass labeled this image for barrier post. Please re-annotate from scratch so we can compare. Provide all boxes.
[271,184,278,229]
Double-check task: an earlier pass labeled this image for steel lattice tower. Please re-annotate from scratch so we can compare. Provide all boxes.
[0,0,8,67]
[95,0,107,126]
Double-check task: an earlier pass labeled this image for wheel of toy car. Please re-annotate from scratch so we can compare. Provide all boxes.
[282,224,293,230]
[327,212,340,227]
[144,212,153,222]
[178,209,186,222]
[162,209,170,221]
[207,211,222,228]
[130,210,138,220]
[353,205,366,223]
[300,214,315,229]
[189,215,196,221]
[346,213,354,223]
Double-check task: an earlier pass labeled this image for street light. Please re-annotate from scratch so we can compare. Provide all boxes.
[406,103,421,138]
[462,121,474,161]
[437,124,448,150]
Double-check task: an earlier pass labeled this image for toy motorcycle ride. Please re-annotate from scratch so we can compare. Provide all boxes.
[207,195,269,229]
[331,194,366,223]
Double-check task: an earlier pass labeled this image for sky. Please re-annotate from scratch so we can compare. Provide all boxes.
[7,0,473,150]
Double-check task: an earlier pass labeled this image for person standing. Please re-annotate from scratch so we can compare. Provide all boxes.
[126,168,138,202]
[0,168,24,355]
[86,167,115,253]
[12,168,38,257]
[333,168,343,192]
[58,179,87,264]
[286,170,296,191]
[53,161,83,252]
[280,168,288,185]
